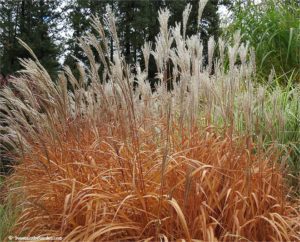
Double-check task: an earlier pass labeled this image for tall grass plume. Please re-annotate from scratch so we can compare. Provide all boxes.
[0,1,299,240]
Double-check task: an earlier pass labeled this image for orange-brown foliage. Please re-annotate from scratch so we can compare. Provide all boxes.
[10,120,300,241]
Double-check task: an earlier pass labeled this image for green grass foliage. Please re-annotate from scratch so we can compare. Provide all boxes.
[226,0,300,83]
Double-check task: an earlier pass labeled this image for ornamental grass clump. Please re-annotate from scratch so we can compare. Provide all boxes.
[0,1,299,241]
[9,121,300,241]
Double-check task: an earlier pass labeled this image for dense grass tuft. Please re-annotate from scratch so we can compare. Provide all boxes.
[10,121,300,241]
[0,1,299,240]
[0,176,19,241]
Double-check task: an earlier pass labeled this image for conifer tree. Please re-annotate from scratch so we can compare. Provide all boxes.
[0,0,61,78]
[63,0,229,83]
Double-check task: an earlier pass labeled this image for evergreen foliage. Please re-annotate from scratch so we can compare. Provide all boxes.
[0,0,61,78]
[64,0,224,76]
